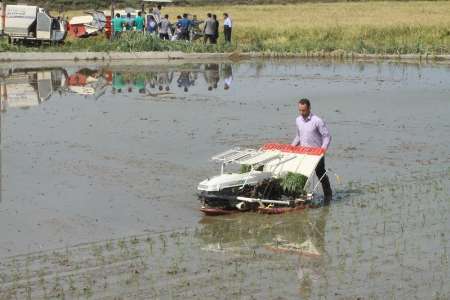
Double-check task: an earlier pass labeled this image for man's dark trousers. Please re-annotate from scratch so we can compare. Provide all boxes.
[160,33,170,40]
[224,26,232,42]
[315,157,332,204]
[204,34,214,44]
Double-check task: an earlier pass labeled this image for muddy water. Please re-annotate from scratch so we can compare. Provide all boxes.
[0,59,449,299]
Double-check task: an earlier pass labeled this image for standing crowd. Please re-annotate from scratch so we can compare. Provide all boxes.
[111,5,233,44]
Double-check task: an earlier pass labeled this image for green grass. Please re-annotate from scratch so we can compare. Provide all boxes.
[1,25,449,55]
[0,33,237,53]
[239,25,450,55]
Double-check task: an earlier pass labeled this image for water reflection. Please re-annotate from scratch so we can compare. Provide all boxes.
[0,68,67,111]
[223,63,233,90]
[196,208,329,295]
[0,63,235,111]
[204,63,220,91]
[68,67,110,98]
[177,70,197,92]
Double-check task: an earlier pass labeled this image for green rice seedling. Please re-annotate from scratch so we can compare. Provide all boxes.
[145,236,154,254]
[279,172,308,197]
[82,285,93,298]
[25,287,32,300]
[131,248,140,258]
[37,273,46,293]
[117,239,127,251]
[240,164,252,173]
[67,275,76,292]
[105,240,113,251]
[51,275,64,299]
[159,234,167,252]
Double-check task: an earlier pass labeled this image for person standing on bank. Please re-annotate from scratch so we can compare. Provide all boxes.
[112,13,124,39]
[203,13,215,44]
[212,14,219,44]
[291,98,333,204]
[146,15,157,35]
[134,11,145,33]
[159,14,171,40]
[179,13,192,41]
[125,13,134,31]
[153,5,162,23]
[223,13,232,43]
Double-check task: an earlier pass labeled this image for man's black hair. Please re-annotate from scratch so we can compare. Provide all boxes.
[207,13,212,18]
[298,98,311,108]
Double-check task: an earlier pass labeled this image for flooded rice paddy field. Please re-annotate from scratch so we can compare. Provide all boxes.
[0,59,449,299]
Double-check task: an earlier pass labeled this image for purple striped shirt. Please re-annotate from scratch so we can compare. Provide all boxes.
[291,113,331,150]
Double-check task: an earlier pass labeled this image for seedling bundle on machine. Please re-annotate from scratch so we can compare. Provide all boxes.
[198,143,326,215]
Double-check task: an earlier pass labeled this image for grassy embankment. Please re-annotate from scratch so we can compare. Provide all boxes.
[1,1,450,55]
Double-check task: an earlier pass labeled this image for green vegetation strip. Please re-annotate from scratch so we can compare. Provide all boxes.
[1,25,449,56]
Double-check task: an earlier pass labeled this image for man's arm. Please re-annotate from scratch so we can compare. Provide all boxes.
[317,118,331,150]
[291,120,300,146]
